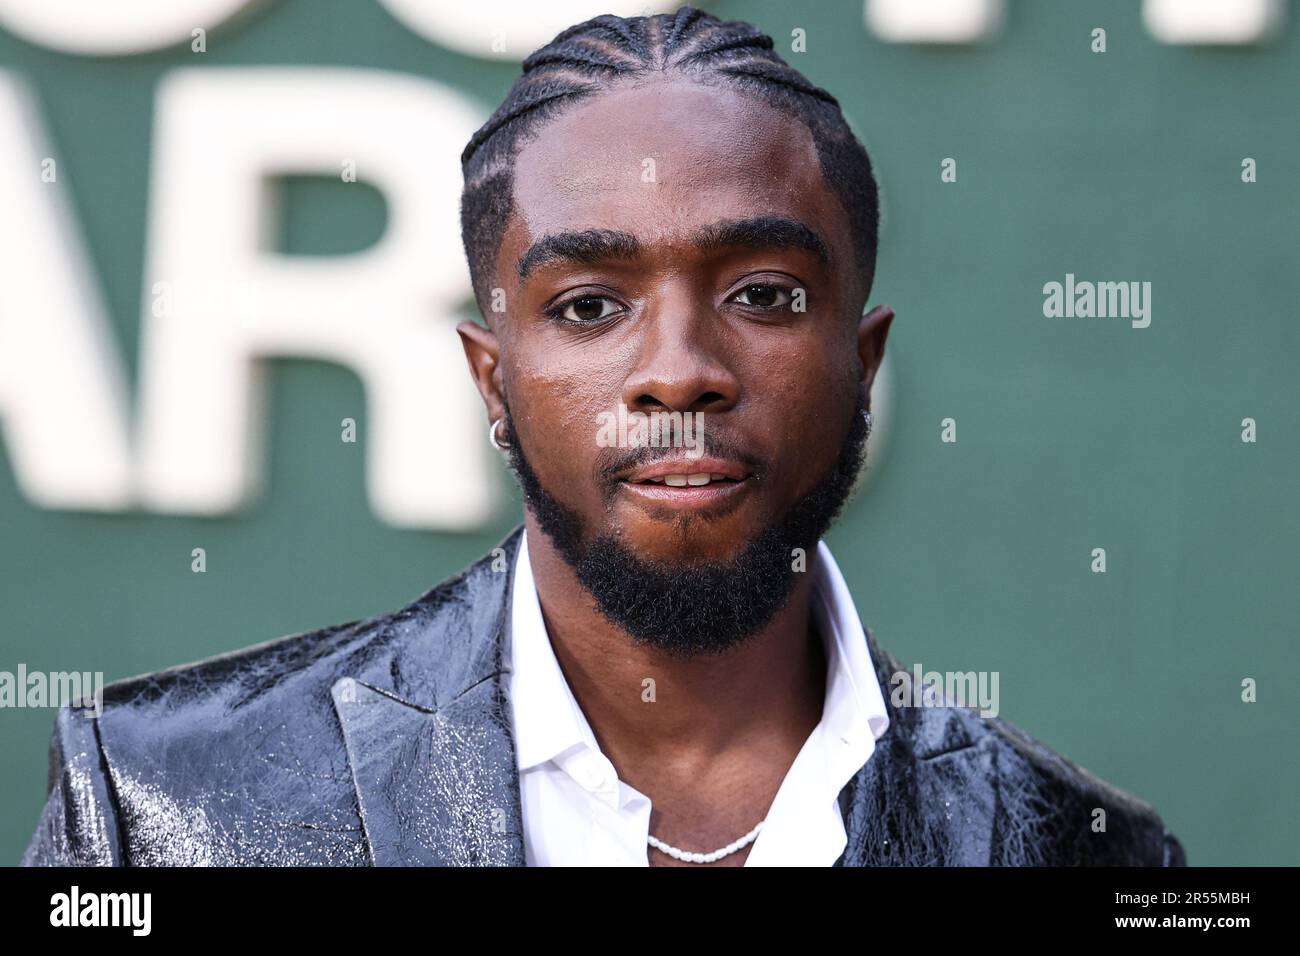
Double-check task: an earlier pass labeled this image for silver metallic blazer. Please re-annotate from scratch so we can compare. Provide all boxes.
[22,525,1185,866]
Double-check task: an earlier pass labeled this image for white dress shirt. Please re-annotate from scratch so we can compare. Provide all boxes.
[506,528,890,866]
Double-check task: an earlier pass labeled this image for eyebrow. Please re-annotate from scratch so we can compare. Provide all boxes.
[693,216,831,267]
[517,229,641,281]
[515,215,831,282]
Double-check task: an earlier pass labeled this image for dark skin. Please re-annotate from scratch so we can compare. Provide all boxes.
[458,76,894,865]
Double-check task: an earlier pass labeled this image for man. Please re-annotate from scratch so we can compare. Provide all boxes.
[23,7,1183,867]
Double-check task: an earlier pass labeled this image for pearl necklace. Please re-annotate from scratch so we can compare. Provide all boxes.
[647,820,765,864]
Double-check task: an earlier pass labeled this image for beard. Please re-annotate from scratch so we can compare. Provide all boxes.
[501,392,871,658]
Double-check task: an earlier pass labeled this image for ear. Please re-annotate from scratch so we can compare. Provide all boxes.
[856,304,895,399]
[456,320,505,425]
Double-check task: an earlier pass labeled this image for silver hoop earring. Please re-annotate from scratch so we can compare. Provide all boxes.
[863,410,873,433]
[489,417,510,452]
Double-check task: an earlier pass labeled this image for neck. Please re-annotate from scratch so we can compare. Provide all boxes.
[521,513,827,791]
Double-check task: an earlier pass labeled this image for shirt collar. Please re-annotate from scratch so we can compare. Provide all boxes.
[507,528,601,771]
[810,537,892,752]
[506,528,890,776]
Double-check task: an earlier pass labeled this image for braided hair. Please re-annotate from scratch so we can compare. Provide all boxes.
[459,5,881,315]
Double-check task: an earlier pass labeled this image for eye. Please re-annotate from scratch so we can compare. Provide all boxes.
[730,283,796,309]
[548,294,623,324]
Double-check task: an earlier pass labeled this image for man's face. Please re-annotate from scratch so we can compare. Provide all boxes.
[461,76,890,653]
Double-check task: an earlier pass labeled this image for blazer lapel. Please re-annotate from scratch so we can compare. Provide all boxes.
[836,628,997,866]
[332,526,527,866]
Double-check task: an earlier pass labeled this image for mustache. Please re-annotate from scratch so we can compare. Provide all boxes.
[594,433,765,485]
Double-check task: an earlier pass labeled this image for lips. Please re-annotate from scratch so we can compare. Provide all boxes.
[619,457,751,485]
[635,472,734,487]
[616,456,753,511]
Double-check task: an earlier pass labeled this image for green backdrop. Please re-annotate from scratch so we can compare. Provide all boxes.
[2,0,1296,865]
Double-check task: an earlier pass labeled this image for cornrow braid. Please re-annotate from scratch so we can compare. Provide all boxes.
[459,5,880,315]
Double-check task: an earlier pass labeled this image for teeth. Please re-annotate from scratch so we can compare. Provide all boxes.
[632,473,739,486]
[642,473,729,486]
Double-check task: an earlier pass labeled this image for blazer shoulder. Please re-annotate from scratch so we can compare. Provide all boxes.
[24,529,521,866]
[974,711,1186,865]
[23,703,121,866]
[23,609,389,867]
[865,630,1185,866]
[96,524,520,718]
[98,610,380,714]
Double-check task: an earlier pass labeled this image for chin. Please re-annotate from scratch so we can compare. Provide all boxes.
[613,515,766,566]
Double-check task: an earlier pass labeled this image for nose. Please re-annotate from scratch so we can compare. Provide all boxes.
[620,296,740,417]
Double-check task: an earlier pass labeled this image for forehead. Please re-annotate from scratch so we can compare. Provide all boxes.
[501,75,852,270]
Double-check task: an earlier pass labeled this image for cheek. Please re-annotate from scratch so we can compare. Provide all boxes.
[504,349,620,481]
[752,334,854,420]
[749,338,859,484]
